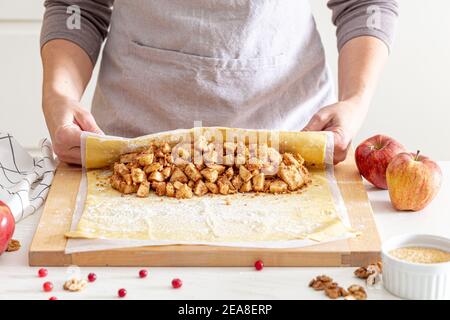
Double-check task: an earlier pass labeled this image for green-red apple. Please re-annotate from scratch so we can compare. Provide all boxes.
[355,135,406,189]
[386,151,442,211]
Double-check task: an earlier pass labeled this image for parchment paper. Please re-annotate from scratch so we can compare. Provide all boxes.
[65,128,355,253]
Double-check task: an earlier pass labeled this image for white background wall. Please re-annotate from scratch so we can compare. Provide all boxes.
[1,0,450,159]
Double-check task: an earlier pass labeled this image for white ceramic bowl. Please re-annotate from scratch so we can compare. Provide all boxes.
[382,234,450,300]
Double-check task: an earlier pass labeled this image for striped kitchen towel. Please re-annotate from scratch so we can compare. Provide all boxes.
[0,133,57,222]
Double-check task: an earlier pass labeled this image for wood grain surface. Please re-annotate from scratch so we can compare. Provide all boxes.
[29,154,381,267]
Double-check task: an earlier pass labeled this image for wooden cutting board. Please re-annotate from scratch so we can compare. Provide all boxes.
[29,154,381,267]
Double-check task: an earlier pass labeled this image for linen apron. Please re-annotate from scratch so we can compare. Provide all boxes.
[91,0,335,138]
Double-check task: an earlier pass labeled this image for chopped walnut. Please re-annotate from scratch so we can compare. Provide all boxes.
[6,239,21,252]
[346,285,367,300]
[309,275,333,291]
[354,262,383,286]
[324,282,348,299]
[63,278,88,292]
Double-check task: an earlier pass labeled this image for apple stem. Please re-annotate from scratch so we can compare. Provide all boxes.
[414,150,421,161]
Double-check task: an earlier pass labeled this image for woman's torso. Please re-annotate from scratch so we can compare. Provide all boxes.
[92,0,335,137]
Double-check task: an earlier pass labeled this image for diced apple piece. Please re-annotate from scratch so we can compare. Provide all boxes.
[205,182,219,194]
[201,168,219,183]
[239,165,253,182]
[144,163,162,174]
[137,153,154,166]
[193,180,209,196]
[131,168,146,184]
[175,184,193,199]
[184,163,202,182]
[152,181,166,196]
[170,167,188,183]
[148,171,165,182]
[252,173,265,192]
[269,180,288,194]
[137,180,150,197]
[166,182,175,197]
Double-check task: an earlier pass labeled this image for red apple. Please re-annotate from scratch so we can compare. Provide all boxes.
[0,201,15,255]
[355,135,406,189]
[386,151,442,211]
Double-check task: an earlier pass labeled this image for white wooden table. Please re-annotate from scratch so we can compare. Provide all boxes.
[1,162,449,300]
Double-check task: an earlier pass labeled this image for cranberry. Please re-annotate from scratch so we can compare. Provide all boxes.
[139,269,148,278]
[172,278,183,289]
[118,288,127,298]
[43,282,53,292]
[254,260,264,271]
[88,273,97,282]
[38,268,48,278]
[49,296,58,300]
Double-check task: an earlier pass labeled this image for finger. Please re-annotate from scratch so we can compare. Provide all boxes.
[57,150,82,165]
[54,123,83,149]
[303,111,331,132]
[74,109,104,135]
[328,127,351,165]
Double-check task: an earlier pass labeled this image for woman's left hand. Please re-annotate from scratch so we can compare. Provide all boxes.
[303,99,369,164]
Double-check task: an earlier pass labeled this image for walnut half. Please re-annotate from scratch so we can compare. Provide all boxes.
[63,278,88,292]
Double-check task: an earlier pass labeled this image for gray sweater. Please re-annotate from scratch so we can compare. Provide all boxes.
[40,1,399,137]
[41,0,399,65]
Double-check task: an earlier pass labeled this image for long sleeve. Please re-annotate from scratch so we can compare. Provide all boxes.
[327,0,399,51]
[40,0,114,65]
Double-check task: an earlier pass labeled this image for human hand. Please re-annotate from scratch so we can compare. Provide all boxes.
[303,99,369,164]
[43,96,103,164]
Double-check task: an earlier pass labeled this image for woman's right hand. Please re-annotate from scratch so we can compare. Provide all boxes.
[43,96,103,165]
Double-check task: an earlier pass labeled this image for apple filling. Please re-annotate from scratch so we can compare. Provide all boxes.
[109,136,311,199]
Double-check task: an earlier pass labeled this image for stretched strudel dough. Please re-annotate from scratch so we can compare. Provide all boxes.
[66,128,352,243]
